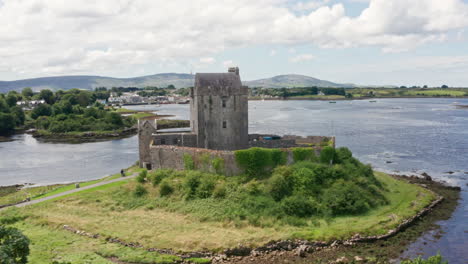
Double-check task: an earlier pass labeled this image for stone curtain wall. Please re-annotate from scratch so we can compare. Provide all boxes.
[149,145,325,176]
[149,145,241,176]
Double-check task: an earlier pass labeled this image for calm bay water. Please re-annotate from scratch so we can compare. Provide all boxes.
[0,98,467,262]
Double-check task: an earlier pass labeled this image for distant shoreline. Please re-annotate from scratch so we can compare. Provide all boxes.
[248,96,468,101]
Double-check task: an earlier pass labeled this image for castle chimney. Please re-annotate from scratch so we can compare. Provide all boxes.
[228,67,239,76]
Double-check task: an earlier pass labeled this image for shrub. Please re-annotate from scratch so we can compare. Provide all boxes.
[212,157,225,175]
[401,254,447,264]
[281,195,318,217]
[133,184,148,197]
[321,180,372,215]
[159,179,174,197]
[183,154,195,170]
[151,169,171,186]
[268,166,295,201]
[183,172,201,199]
[197,176,216,198]
[136,170,147,183]
[243,180,263,195]
[319,146,336,164]
[335,147,352,163]
[212,183,227,199]
[0,226,30,264]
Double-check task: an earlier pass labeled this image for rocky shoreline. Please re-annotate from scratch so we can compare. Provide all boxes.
[58,173,460,264]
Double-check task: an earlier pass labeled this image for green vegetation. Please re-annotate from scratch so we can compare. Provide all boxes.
[402,254,448,264]
[0,149,438,262]
[0,88,136,136]
[0,165,142,206]
[0,225,30,263]
[250,86,468,100]
[234,147,287,178]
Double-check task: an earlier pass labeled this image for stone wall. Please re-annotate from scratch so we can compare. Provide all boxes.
[149,144,325,176]
[152,133,198,148]
[149,145,241,176]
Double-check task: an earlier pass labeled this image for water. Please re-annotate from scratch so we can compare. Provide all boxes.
[0,98,467,262]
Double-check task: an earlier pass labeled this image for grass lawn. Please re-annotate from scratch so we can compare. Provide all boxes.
[0,171,435,263]
[0,165,143,206]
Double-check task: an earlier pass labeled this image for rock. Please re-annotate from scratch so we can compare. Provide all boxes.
[336,256,349,263]
[386,161,393,164]
[421,172,432,181]
[354,256,364,262]
[295,245,309,257]
[330,241,339,248]
[224,246,251,257]
[445,171,455,174]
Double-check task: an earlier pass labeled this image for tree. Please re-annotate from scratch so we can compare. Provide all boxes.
[21,87,34,98]
[0,98,9,113]
[0,113,16,134]
[105,112,123,126]
[31,104,52,119]
[11,106,25,126]
[0,226,30,264]
[5,93,18,107]
[39,89,55,104]
[441,85,449,89]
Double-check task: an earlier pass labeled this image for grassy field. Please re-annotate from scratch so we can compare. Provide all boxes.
[0,170,435,264]
[0,165,142,206]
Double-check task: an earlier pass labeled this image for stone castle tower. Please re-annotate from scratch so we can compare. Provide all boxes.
[190,67,249,150]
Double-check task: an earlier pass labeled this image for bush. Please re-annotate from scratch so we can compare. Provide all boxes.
[136,170,147,183]
[151,170,171,186]
[0,226,30,264]
[401,254,447,264]
[183,154,195,170]
[320,146,336,164]
[212,183,227,199]
[212,157,225,175]
[183,172,201,199]
[133,184,148,197]
[267,166,295,201]
[321,180,372,215]
[281,195,318,217]
[197,176,216,198]
[159,179,174,197]
[0,113,15,134]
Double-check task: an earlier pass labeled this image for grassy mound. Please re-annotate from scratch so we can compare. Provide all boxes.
[137,147,388,227]
[0,148,436,263]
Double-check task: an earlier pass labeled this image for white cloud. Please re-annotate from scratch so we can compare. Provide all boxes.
[290,54,315,63]
[223,60,235,68]
[292,0,331,11]
[0,0,467,78]
[199,57,216,64]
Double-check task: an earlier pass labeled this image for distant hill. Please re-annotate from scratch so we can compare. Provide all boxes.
[244,74,352,88]
[0,73,352,93]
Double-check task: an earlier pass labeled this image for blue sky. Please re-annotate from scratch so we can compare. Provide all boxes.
[0,0,468,86]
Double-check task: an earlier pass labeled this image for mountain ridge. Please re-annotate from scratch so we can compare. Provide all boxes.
[0,73,352,92]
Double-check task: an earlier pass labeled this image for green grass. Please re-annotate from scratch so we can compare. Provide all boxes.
[113,108,138,113]
[0,165,142,206]
[5,218,179,264]
[1,171,434,255]
[131,112,157,120]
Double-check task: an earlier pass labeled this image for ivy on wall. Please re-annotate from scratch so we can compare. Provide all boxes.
[234,147,287,178]
[292,147,317,162]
